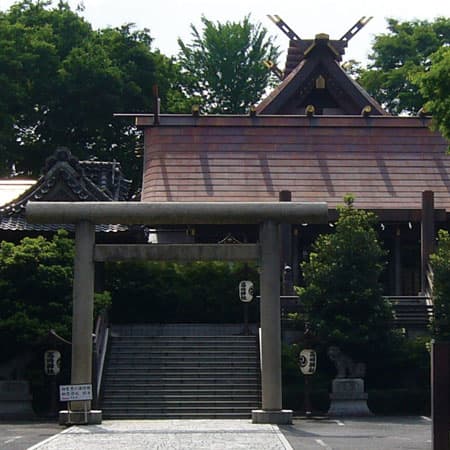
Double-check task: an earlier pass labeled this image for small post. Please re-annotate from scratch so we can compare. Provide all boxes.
[244,303,249,335]
[304,376,312,416]
[299,347,317,416]
[239,280,254,336]
[152,84,160,125]
[394,227,402,296]
[431,341,450,450]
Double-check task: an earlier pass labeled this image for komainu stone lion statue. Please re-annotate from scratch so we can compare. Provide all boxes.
[327,346,366,378]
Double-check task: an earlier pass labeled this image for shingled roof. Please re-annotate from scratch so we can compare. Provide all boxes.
[138,115,449,220]
[130,22,448,220]
[0,147,131,232]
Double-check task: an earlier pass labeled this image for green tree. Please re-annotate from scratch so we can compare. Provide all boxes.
[0,231,110,361]
[177,15,280,113]
[297,195,393,359]
[414,46,450,143]
[106,261,259,324]
[0,1,181,182]
[358,17,450,115]
[0,231,74,360]
[430,229,450,340]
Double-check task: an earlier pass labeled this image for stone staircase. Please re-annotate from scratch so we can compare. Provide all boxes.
[101,324,261,419]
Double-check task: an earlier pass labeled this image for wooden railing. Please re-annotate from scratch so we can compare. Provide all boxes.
[384,296,433,329]
[280,295,433,330]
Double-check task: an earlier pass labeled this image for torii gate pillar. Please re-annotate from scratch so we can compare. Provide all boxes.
[60,221,102,425]
[252,220,292,424]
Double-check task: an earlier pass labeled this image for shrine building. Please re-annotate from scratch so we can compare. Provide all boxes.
[125,17,449,299]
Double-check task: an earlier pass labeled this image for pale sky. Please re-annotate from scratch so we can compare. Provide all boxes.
[1,0,449,64]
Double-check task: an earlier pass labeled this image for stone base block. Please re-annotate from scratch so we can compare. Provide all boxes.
[252,409,293,424]
[332,378,365,394]
[328,399,372,416]
[328,378,372,417]
[0,380,34,419]
[59,409,102,425]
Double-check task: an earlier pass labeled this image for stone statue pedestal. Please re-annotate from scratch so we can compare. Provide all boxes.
[0,380,34,419]
[328,378,372,417]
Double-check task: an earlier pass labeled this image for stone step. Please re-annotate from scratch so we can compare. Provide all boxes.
[103,393,260,400]
[109,351,258,362]
[102,411,252,419]
[111,324,258,337]
[111,342,255,352]
[103,388,260,395]
[103,397,260,410]
[107,355,258,362]
[101,404,259,412]
[105,367,256,381]
[101,327,261,419]
[110,342,256,349]
[103,379,259,386]
[103,381,260,389]
[103,358,258,371]
[109,348,256,354]
[111,335,257,341]
[104,364,258,370]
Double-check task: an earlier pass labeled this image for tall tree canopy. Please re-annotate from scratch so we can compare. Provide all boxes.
[415,46,450,143]
[358,17,450,115]
[0,231,110,362]
[0,231,74,361]
[0,0,180,182]
[177,15,280,114]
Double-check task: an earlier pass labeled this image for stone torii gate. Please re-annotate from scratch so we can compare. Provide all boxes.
[27,201,327,425]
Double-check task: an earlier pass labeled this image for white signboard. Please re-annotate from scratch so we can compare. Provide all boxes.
[59,384,92,402]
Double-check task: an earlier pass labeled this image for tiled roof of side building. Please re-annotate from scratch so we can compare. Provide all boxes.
[0,147,131,232]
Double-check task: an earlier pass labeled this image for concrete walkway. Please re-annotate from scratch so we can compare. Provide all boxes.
[28,420,293,450]
[26,416,432,450]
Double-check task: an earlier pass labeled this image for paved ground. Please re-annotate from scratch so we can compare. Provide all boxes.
[0,422,61,450]
[280,416,432,450]
[25,420,292,450]
[0,416,433,449]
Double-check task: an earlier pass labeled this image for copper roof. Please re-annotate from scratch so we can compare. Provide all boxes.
[139,115,449,216]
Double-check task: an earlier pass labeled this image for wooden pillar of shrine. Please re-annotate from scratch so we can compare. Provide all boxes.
[421,191,435,295]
